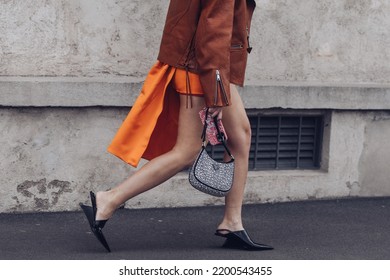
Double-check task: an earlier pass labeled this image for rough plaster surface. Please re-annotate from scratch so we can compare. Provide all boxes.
[1,79,390,110]
[0,0,166,78]
[0,107,134,212]
[248,0,390,84]
[359,113,390,196]
[1,108,389,213]
[1,0,390,85]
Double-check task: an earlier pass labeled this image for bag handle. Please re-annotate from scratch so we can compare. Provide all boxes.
[201,108,234,160]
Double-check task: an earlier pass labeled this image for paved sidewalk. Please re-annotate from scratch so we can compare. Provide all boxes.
[0,197,389,260]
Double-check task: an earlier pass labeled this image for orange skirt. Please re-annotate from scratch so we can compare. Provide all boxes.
[107,61,203,167]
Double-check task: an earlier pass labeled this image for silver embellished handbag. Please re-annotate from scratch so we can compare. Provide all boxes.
[189,116,235,197]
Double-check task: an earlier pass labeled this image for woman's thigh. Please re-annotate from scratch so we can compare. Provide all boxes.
[173,95,205,155]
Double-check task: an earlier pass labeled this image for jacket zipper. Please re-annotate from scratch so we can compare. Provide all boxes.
[231,44,244,50]
[215,70,229,106]
[246,26,252,53]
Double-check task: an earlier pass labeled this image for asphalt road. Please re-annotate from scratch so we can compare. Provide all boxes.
[0,197,389,260]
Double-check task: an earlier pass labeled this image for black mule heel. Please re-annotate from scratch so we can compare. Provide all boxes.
[79,191,111,252]
[215,229,273,251]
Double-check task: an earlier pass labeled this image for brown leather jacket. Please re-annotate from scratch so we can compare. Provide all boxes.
[157,0,256,107]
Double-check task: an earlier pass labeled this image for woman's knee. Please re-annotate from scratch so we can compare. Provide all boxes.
[171,144,200,168]
[228,118,252,151]
[242,119,252,145]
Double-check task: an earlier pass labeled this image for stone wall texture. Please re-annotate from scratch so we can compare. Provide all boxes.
[1,0,390,84]
[0,0,167,78]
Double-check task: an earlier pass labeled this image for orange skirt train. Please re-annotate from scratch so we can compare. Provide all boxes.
[107,61,203,167]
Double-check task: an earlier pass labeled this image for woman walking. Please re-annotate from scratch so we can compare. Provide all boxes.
[80,0,273,252]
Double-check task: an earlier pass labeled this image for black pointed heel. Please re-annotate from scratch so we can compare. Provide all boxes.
[215,229,273,251]
[79,191,111,252]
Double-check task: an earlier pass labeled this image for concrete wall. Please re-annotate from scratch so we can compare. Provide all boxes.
[1,0,390,83]
[1,107,390,213]
[0,0,166,78]
[1,0,390,212]
[250,0,390,85]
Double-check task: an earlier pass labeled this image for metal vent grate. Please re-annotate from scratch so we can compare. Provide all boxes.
[206,114,323,170]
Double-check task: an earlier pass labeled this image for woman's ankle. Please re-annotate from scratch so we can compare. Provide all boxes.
[217,219,244,232]
[96,191,116,220]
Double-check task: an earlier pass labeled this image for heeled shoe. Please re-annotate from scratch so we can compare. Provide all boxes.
[215,229,273,251]
[79,191,111,252]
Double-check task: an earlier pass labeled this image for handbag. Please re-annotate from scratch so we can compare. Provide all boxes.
[189,114,235,197]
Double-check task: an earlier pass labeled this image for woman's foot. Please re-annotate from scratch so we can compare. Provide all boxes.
[215,228,274,251]
[95,191,116,221]
[217,219,244,233]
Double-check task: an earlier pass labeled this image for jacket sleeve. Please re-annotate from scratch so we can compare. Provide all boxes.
[196,0,235,107]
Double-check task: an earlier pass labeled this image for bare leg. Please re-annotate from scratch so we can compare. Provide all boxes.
[96,94,205,220]
[217,84,252,232]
